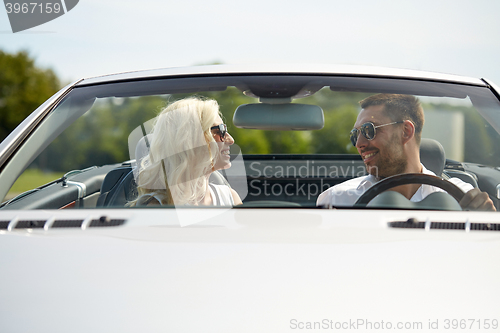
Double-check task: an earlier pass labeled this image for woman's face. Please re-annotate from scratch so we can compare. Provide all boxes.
[211,115,234,170]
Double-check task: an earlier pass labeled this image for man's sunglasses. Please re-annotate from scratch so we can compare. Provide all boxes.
[350,121,404,147]
[210,124,227,142]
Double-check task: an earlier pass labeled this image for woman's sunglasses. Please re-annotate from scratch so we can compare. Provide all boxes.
[210,124,227,142]
[350,121,404,147]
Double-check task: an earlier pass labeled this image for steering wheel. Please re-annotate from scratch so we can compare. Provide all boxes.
[354,173,465,207]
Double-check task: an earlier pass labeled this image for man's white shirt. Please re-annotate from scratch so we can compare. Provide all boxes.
[316,164,474,207]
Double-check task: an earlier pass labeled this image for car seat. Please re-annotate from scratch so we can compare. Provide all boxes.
[419,138,478,188]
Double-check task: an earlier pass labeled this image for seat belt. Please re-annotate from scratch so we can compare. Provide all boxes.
[208,184,221,206]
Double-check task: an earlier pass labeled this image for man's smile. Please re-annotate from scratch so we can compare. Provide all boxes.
[361,150,378,163]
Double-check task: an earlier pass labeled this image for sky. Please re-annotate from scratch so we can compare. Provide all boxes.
[1,0,500,85]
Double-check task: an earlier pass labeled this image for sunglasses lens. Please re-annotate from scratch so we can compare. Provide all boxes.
[212,124,227,141]
[350,129,359,146]
[350,122,377,146]
[361,123,376,140]
[220,124,227,141]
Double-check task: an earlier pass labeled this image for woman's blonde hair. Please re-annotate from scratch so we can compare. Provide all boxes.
[128,97,222,206]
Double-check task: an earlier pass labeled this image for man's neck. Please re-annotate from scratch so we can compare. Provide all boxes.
[388,161,423,200]
[406,161,423,174]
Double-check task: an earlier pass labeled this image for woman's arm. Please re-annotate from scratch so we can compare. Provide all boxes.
[230,188,243,205]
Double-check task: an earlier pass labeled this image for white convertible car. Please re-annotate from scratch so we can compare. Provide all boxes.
[0,65,499,332]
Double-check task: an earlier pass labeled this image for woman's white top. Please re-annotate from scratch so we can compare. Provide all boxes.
[208,184,235,206]
[136,184,234,206]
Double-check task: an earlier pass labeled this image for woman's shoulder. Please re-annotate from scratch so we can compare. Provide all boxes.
[210,184,242,206]
[209,184,232,206]
[229,188,242,205]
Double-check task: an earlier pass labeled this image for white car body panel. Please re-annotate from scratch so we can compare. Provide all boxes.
[79,63,486,86]
[0,209,499,332]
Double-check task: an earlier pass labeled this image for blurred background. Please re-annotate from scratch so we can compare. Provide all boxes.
[2,0,500,197]
[2,0,500,84]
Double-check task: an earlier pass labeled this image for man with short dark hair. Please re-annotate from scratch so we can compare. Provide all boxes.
[317,94,496,211]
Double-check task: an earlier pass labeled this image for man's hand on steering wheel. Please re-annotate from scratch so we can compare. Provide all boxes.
[354,173,496,211]
[460,188,496,211]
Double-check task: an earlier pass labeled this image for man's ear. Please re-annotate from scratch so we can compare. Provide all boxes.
[402,120,415,144]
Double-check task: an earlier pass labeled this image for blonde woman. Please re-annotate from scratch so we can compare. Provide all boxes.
[129,97,242,206]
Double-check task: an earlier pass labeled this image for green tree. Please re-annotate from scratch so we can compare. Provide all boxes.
[310,105,359,154]
[0,50,60,141]
[34,96,163,171]
[302,89,364,154]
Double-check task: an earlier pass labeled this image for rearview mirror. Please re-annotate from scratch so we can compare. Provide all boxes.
[233,103,324,130]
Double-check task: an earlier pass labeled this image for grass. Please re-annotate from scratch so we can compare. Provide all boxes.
[5,169,64,200]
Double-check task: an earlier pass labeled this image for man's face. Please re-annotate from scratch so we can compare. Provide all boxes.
[352,105,406,178]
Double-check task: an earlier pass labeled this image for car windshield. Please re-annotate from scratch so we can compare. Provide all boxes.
[3,73,500,211]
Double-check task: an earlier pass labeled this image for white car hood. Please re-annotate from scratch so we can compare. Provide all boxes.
[0,208,499,332]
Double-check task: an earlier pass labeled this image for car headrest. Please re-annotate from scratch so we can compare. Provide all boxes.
[419,138,445,176]
[209,170,227,185]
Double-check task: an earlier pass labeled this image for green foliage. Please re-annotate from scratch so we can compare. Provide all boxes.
[298,89,364,154]
[253,130,309,154]
[311,105,359,154]
[33,96,163,171]
[0,50,60,141]
[6,169,64,199]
